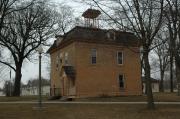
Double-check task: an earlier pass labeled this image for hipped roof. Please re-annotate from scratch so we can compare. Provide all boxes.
[47,26,140,53]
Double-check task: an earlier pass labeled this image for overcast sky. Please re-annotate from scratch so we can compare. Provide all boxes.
[0,0,160,88]
[26,0,160,83]
[0,0,89,87]
[20,0,87,83]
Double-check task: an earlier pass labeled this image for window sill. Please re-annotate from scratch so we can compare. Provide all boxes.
[117,64,123,66]
[90,64,98,68]
[119,88,125,91]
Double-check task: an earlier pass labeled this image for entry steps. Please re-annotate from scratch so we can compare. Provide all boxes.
[60,96,75,101]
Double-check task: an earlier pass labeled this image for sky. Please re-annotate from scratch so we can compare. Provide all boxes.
[0,0,161,87]
[19,0,86,83]
[0,0,88,87]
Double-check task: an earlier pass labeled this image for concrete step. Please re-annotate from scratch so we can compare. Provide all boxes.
[60,96,75,101]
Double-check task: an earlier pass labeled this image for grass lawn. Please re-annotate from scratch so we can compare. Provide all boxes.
[0,93,179,119]
[0,104,180,119]
[0,96,48,102]
[75,92,180,102]
[0,92,180,102]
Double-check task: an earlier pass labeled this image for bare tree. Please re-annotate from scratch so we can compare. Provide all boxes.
[153,30,170,92]
[0,0,32,81]
[55,4,75,35]
[0,0,57,96]
[165,0,180,95]
[0,65,8,84]
[0,0,33,32]
[82,0,165,109]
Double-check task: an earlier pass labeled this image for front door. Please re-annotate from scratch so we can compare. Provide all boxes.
[62,78,66,96]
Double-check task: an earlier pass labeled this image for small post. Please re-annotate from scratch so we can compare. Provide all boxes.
[39,52,42,108]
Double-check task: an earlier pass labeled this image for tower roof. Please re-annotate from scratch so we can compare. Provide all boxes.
[82,9,101,18]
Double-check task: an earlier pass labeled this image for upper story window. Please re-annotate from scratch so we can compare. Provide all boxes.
[59,53,63,64]
[117,51,123,65]
[91,49,97,64]
[56,55,59,70]
[107,30,116,41]
[118,74,125,89]
[56,53,63,70]
[65,52,68,65]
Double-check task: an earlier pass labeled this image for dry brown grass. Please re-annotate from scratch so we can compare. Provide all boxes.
[0,92,180,102]
[153,92,180,102]
[75,92,180,102]
[0,93,179,119]
[0,96,48,102]
[0,104,180,119]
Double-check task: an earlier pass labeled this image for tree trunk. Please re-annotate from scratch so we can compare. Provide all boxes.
[159,70,164,92]
[140,56,144,93]
[175,55,180,96]
[13,64,22,96]
[143,51,155,109]
[170,52,174,92]
[159,59,164,92]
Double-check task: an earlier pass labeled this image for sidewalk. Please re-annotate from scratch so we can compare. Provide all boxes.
[0,101,180,104]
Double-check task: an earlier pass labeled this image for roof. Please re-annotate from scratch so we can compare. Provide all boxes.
[47,40,57,53]
[142,77,159,83]
[47,26,140,53]
[62,66,75,79]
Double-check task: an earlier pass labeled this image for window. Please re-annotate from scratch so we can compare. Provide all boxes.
[117,51,123,65]
[56,56,59,70]
[59,53,63,64]
[60,59,62,64]
[107,30,116,40]
[118,75,124,88]
[56,53,63,70]
[91,49,97,64]
[65,52,68,65]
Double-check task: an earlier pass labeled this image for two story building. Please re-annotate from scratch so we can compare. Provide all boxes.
[47,9,142,98]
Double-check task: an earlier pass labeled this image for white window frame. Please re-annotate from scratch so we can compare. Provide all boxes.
[117,51,123,65]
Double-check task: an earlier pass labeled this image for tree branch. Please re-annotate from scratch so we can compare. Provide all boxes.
[0,60,16,71]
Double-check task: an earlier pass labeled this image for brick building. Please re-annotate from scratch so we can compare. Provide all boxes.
[47,9,142,98]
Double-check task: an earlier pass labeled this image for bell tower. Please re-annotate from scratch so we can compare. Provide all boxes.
[82,9,101,28]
